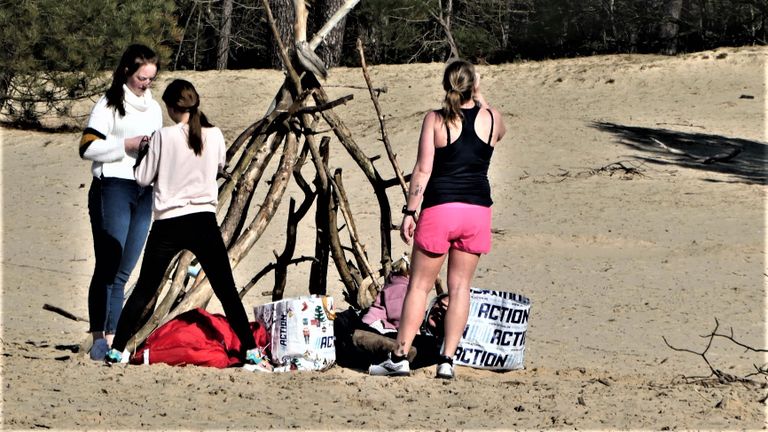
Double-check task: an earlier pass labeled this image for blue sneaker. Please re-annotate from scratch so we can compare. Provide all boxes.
[104,348,123,364]
[89,338,109,361]
[243,348,272,372]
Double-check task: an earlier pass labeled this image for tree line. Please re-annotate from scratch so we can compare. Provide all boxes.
[1,0,764,126]
[174,0,766,69]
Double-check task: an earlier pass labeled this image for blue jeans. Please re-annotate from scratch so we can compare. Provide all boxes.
[87,176,153,333]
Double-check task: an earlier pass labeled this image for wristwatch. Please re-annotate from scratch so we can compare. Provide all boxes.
[402,205,417,217]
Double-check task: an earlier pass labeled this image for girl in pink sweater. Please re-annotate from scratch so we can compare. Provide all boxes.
[105,79,263,368]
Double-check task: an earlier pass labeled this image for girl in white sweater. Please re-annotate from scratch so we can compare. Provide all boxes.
[79,44,162,360]
[106,79,263,368]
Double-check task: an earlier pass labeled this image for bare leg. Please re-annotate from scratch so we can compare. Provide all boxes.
[393,246,446,357]
[441,249,480,357]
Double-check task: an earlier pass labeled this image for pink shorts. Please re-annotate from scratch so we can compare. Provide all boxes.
[414,203,492,254]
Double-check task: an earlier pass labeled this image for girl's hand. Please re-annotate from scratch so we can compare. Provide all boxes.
[400,215,416,245]
[124,135,149,155]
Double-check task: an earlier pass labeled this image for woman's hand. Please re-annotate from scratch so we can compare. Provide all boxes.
[400,214,416,245]
[124,135,149,155]
[473,72,488,108]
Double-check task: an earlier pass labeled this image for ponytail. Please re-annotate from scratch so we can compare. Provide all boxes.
[187,108,203,156]
[440,60,476,126]
[441,89,464,126]
[162,79,214,156]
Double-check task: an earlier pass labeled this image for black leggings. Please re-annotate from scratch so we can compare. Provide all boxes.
[111,212,256,355]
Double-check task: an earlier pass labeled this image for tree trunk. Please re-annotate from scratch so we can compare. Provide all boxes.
[310,0,348,67]
[269,0,296,69]
[659,0,684,55]
[603,0,618,51]
[434,0,460,60]
[216,0,234,70]
[0,72,12,111]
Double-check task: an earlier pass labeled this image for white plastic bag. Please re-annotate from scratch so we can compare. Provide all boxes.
[455,288,531,370]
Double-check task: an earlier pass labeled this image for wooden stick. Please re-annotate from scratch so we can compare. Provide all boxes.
[292,0,308,43]
[42,304,88,322]
[261,0,303,94]
[308,137,332,295]
[312,87,394,276]
[356,38,409,200]
[332,169,380,291]
[325,84,387,93]
[309,0,361,51]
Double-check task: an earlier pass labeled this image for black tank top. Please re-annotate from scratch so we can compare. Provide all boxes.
[422,104,495,209]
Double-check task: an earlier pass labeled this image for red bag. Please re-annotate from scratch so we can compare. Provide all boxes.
[130,307,269,368]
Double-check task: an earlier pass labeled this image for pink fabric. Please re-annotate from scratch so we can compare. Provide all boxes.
[414,202,492,254]
[361,275,409,330]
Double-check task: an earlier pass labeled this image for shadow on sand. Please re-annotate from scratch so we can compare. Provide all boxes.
[592,122,767,185]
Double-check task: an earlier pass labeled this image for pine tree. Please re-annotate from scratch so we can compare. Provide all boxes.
[0,0,178,128]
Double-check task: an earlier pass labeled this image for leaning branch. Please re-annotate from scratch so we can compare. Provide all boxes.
[356,38,409,200]
[308,0,362,51]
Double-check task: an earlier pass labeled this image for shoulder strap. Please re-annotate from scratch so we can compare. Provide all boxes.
[446,119,451,144]
[486,108,494,144]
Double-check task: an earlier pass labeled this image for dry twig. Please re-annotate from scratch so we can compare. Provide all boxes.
[663,318,767,387]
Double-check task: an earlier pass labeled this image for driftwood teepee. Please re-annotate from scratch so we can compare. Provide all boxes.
[122,0,438,352]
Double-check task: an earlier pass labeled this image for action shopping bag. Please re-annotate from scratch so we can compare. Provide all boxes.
[455,288,531,370]
[253,295,336,371]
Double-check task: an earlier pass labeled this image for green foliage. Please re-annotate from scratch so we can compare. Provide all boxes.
[0,0,177,129]
[0,0,763,117]
[345,0,442,64]
[340,0,764,65]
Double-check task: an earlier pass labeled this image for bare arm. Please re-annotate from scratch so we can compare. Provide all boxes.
[401,111,437,244]
[473,72,506,143]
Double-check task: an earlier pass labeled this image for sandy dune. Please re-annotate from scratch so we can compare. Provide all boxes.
[1,46,766,430]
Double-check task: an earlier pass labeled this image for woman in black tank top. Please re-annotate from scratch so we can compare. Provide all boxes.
[369,59,506,379]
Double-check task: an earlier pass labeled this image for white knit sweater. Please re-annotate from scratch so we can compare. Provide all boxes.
[82,85,163,179]
[134,123,226,220]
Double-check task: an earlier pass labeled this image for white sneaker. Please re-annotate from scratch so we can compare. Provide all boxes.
[368,353,410,376]
[90,338,109,361]
[436,355,455,379]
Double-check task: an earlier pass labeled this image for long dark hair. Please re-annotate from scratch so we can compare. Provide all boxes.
[105,44,159,117]
[440,59,476,125]
[162,79,213,156]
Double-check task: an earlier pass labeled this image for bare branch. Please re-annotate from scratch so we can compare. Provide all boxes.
[663,318,766,386]
[356,38,409,201]
[309,0,362,51]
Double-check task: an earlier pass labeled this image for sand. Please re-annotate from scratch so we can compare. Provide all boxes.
[1,46,766,430]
